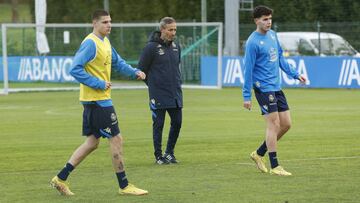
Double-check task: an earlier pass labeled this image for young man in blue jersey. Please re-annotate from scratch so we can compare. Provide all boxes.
[50,10,148,196]
[243,6,306,176]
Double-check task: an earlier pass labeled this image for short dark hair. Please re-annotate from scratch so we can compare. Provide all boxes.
[159,17,176,29]
[92,10,109,21]
[253,5,273,19]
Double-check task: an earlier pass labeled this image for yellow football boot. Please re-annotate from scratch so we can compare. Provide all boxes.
[250,151,268,173]
[50,176,74,196]
[119,183,148,196]
[270,166,292,176]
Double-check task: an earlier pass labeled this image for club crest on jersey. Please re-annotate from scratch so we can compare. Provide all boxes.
[268,94,274,102]
[158,48,164,55]
[269,47,277,62]
[104,55,111,65]
[110,113,117,122]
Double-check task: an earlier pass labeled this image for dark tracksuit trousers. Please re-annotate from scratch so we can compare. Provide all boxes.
[152,108,182,158]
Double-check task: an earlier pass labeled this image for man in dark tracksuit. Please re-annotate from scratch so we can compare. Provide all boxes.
[138,17,182,165]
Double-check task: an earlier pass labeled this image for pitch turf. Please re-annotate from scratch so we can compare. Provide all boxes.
[0,88,359,202]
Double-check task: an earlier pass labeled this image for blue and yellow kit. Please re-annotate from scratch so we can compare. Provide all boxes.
[70,33,139,107]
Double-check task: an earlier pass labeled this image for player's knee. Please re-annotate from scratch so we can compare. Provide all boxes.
[85,137,100,150]
[88,141,99,151]
[269,120,281,131]
[269,124,281,135]
[112,134,123,144]
[117,135,124,144]
[282,123,291,132]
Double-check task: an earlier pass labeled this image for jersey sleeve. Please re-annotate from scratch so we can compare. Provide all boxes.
[111,47,138,79]
[69,39,106,89]
[242,41,257,101]
[276,35,299,79]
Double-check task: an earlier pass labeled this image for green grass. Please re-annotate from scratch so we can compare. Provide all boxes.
[0,88,359,202]
[3,82,79,88]
[0,81,145,89]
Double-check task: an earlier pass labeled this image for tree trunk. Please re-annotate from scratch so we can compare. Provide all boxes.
[11,0,19,23]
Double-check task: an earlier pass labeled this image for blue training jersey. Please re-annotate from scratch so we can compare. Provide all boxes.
[70,35,139,107]
[242,30,300,102]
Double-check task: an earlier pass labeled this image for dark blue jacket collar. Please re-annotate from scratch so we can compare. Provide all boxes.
[149,31,173,46]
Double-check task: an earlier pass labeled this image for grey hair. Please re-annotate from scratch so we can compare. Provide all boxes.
[159,17,176,30]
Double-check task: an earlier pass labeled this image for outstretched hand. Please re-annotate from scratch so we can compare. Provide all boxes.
[136,71,146,80]
[298,75,307,84]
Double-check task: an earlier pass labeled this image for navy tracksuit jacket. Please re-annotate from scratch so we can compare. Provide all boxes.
[138,31,183,158]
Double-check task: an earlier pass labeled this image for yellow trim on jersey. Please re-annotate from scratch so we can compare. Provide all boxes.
[79,33,112,101]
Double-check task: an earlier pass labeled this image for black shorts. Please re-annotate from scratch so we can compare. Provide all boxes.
[82,104,120,139]
[254,89,289,115]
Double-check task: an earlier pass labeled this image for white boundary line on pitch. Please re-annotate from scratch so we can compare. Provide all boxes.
[236,156,360,165]
[283,156,360,161]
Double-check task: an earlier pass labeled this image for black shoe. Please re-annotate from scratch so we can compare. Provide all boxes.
[155,156,170,165]
[164,153,178,164]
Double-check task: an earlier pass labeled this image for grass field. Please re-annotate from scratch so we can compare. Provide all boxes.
[0,88,359,203]
[0,81,145,92]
